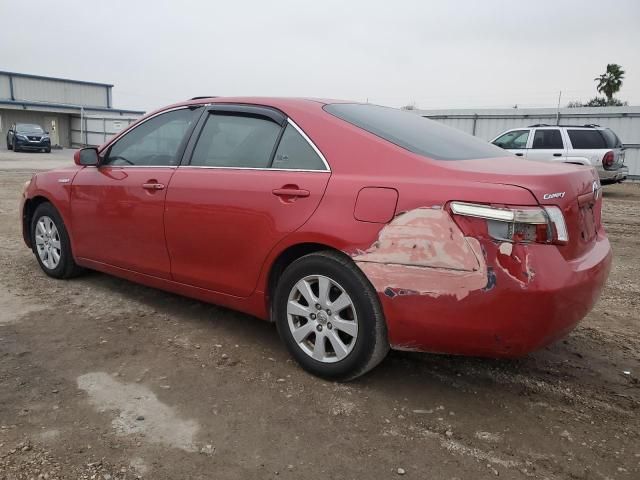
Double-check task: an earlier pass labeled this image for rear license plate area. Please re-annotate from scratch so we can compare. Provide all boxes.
[579,205,596,242]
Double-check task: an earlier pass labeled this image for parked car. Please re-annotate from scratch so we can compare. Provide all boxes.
[6,123,52,153]
[491,124,627,184]
[20,98,612,380]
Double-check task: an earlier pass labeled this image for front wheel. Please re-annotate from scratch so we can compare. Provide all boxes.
[31,202,83,279]
[274,251,389,381]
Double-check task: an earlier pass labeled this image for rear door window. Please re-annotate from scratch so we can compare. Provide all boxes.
[493,130,530,149]
[190,113,282,168]
[532,129,564,149]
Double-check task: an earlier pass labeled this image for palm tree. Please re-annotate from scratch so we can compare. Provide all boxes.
[595,64,625,103]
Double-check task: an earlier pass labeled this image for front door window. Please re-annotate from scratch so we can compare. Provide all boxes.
[105,108,199,166]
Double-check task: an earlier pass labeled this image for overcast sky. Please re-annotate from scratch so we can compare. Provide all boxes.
[1,0,639,112]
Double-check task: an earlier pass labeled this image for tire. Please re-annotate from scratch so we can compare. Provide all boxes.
[273,250,389,381]
[45,147,51,153]
[30,202,83,279]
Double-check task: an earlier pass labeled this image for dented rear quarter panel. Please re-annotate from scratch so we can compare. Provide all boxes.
[264,109,611,356]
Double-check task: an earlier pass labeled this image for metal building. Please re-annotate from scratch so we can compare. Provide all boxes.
[412,106,640,179]
[0,71,144,148]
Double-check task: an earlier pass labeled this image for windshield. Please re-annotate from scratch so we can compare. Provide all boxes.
[324,103,508,160]
[16,124,45,134]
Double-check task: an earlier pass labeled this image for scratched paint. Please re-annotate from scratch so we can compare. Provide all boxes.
[496,243,535,288]
[353,208,488,300]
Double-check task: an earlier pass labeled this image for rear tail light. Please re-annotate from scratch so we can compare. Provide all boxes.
[450,202,568,244]
[602,151,615,169]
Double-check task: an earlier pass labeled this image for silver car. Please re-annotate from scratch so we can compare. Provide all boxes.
[492,124,628,184]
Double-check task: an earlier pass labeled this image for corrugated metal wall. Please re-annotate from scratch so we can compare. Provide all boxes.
[11,76,109,108]
[413,106,640,178]
[71,114,140,147]
[0,74,10,100]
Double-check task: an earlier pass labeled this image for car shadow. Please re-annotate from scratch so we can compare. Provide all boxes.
[64,269,637,414]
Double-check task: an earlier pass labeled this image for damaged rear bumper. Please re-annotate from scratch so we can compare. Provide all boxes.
[360,231,612,358]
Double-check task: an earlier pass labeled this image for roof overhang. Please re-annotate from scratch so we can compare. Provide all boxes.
[0,99,144,116]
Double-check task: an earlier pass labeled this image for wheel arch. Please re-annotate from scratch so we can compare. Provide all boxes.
[266,242,348,321]
[22,195,55,248]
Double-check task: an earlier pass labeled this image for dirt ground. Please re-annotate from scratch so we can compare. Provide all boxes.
[0,152,638,479]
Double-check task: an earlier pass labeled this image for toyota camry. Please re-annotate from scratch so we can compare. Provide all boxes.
[20,97,612,380]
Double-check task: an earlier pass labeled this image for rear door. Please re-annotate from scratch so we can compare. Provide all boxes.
[164,105,331,297]
[492,129,531,158]
[526,128,567,163]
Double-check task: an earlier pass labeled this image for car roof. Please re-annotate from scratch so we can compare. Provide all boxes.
[527,124,607,129]
[136,97,354,122]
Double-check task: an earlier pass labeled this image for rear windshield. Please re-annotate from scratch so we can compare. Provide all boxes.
[567,129,621,149]
[324,103,507,160]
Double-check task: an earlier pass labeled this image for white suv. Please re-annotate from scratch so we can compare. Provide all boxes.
[492,124,628,184]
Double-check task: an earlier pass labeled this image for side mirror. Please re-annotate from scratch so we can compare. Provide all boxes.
[74,147,100,166]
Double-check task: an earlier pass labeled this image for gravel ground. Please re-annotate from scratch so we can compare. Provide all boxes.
[0,152,638,479]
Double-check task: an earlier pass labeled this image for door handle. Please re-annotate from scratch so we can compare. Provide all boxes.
[142,182,165,190]
[272,188,310,198]
[515,153,524,157]
[553,153,563,157]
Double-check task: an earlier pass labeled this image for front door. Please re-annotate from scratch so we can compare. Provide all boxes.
[44,117,60,146]
[165,107,331,297]
[70,107,201,278]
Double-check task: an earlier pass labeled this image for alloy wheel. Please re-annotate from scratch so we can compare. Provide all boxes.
[287,275,359,363]
[35,216,62,269]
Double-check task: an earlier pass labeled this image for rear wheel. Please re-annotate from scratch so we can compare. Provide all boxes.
[31,202,83,279]
[274,251,389,381]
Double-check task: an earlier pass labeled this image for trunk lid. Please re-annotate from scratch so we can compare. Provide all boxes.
[438,157,603,259]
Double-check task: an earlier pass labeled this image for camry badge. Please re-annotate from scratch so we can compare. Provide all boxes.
[543,192,565,200]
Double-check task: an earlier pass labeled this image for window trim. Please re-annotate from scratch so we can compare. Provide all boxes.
[98,106,205,168]
[181,109,331,172]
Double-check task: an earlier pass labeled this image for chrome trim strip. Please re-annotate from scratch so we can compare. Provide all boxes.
[178,166,329,173]
[286,118,331,172]
[98,165,178,169]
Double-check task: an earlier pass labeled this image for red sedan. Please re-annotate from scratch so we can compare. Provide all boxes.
[20,98,612,380]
